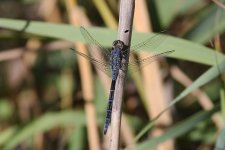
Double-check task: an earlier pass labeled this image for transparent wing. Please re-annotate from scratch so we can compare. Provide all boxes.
[127,30,172,73]
[126,50,174,73]
[71,48,111,77]
[131,30,167,51]
[80,26,111,62]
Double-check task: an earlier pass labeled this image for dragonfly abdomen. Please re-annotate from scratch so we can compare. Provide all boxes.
[103,80,116,134]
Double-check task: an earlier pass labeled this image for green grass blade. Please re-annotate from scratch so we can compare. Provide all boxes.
[185,5,225,43]
[68,126,86,150]
[214,126,225,150]
[0,18,116,46]
[0,18,224,66]
[0,127,17,146]
[220,87,225,120]
[1,111,85,150]
[155,0,207,27]
[168,58,225,106]
[132,106,219,150]
[135,58,225,141]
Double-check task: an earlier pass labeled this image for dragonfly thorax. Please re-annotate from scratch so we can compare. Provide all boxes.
[110,46,122,80]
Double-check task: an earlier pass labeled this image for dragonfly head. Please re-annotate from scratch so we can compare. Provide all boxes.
[112,40,125,50]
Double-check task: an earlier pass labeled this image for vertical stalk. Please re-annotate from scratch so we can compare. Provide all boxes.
[110,0,135,149]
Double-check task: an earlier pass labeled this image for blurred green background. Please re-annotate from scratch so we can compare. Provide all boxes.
[0,0,225,150]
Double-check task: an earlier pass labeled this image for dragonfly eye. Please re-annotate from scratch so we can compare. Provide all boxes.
[112,41,118,46]
[113,40,125,49]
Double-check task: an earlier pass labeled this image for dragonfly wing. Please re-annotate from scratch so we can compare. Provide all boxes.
[80,26,111,61]
[71,48,111,77]
[131,30,167,51]
[128,50,174,73]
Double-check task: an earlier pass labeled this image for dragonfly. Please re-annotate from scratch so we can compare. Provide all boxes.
[71,26,174,135]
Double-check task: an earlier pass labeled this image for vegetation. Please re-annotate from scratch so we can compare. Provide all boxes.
[0,0,225,149]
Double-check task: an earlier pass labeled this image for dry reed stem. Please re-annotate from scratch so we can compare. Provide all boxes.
[34,1,63,149]
[38,0,62,22]
[0,48,23,61]
[110,0,135,149]
[92,0,117,28]
[121,114,135,147]
[33,132,44,150]
[65,1,101,149]
[133,0,174,150]
[92,0,135,146]
[36,0,73,110]
[212,0,225,9]
[170,66,224,130]
[0,41,73,62]
[66,0,100,150]
[73,8,112,149]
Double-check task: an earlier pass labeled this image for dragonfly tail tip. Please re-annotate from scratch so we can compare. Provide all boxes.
[103,128,108,135]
